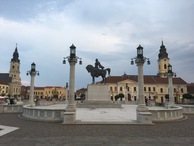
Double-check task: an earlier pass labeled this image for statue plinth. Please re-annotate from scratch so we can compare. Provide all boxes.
[77,84,121,108]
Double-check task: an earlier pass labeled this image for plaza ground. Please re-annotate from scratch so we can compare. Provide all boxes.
[0,107,194,145]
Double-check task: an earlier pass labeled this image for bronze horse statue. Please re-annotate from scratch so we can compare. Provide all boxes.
[86,64,111,84]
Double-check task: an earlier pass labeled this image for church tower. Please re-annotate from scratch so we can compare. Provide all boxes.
[157,41,170,78]
[9,45,21,96]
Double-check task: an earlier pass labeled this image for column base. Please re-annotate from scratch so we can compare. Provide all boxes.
[136,111,152,124]
[62,111,76,124]
[62,104,76,124]
[136,104,152,124]
[30,102,35,107]
[136,104,148,112]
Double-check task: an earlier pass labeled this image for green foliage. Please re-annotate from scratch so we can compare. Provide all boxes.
[52,88,58,98]
[183,93,193,99]
[153,95,158,99]
[165,94,169,99]
[80,93,85,98]
[1,93,5,96]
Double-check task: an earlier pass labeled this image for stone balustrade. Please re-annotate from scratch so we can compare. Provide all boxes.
[22,105,65,122]
[0,104,23,113]
[181,105,194,114]
[149,106,183,122]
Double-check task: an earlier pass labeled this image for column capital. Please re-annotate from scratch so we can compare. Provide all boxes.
[68,58,77,64]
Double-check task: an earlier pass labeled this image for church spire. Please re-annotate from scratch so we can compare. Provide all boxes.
[158,41,168,59]
[11,44,20,63]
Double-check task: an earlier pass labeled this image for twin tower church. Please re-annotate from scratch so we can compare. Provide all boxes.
[0,42,187,103]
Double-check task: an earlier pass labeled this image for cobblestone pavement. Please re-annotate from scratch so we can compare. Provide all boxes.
[0,114,194,146]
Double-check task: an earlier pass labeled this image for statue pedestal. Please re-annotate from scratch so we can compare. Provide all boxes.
[77,84,121,108]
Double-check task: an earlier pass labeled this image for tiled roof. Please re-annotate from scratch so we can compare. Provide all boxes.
[34,87,45,90]
[45,86,64,88]
[0,73,12,85]
[104,75,187,84]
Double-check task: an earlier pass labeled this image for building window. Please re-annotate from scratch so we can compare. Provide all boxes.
[160,88,163,93]
[127,87,130,92]
[110,87,113,91]
[174,88,176,93]
[120,87,122,91]
[164,64,167,69]
[148,87,151,92]
[144,87,146,91]
[134,87,136,92]
[181,88,184,93]
[114,87,117,91]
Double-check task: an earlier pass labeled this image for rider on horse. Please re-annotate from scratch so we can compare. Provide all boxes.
[95,59,104,71]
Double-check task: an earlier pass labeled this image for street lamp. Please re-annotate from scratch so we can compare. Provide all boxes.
[167,64,176,107]
[26,62,39,107]
[125,83,129,102]
[131,45,150,112]
[62,44,82,124]
[65,82,68,101]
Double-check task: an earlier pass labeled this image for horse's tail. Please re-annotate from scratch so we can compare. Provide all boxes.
[105,68,111,76]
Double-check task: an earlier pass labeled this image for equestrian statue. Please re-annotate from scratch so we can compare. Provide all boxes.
[86,59,111,84]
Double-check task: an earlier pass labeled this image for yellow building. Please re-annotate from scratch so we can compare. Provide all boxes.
[102,75,187,103]
[0,83,9,96]
[44,86,67,99]
[24,86,68,100]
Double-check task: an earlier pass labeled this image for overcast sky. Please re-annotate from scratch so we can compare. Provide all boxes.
[0,0,194,89]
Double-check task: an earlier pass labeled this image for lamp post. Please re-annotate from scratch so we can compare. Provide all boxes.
[65,82,68,102]
[62,44,82,124]
[167,64,176,107]
[26,62,39,107]
[125,83,129,102]
[131,45,150,112]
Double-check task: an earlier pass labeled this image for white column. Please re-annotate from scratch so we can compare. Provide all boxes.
[29,72,36,107]
[67,59,76,111]
[63,58,77,124]
[136,62,148,112]
[168,74,174,106]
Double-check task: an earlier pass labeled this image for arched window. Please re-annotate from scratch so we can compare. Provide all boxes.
[12,65,14,69]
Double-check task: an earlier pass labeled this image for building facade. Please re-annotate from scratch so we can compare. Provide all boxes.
[21,86,68,100]
[102,75,187,103]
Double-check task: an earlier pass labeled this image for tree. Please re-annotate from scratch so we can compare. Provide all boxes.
[165,94,169,101]
[183,93,193,104]
[183,93,192,99]
[52,88,58,99]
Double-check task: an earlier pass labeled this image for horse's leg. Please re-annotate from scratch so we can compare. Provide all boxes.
[101,75,105,84]
[92,76,95,84]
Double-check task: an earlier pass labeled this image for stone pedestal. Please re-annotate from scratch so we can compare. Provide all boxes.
[137,111,152,124]
[63,111,76,124]
[77,84,121,108]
